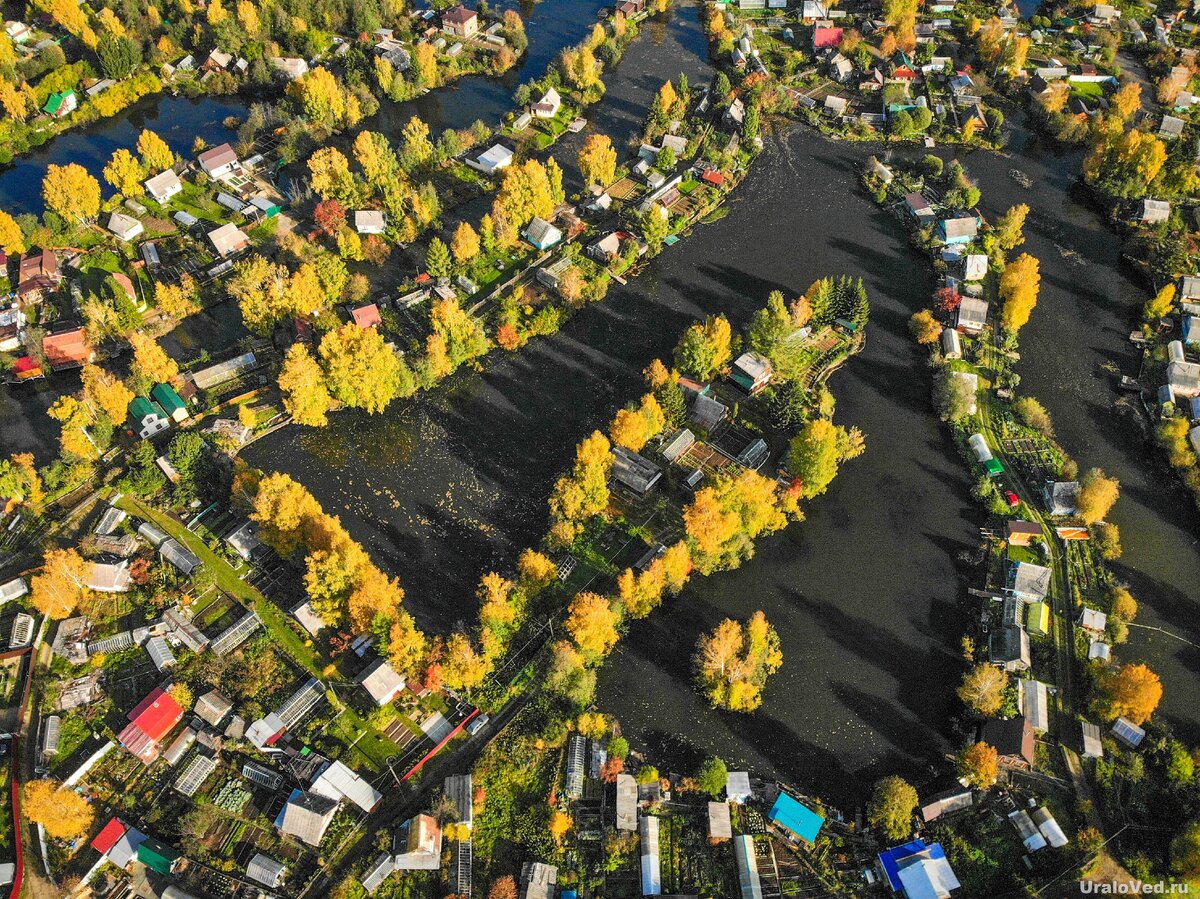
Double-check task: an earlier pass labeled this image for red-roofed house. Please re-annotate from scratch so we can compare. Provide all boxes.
[18,248,59,285]
[92,818,129,856]
[892,65,918,80]
[42,327,94,371]
[111,272,137,302]
[350,303,382,329]
[441,5,478,38]
[813,26,844,50]
[701,169,726,188]
[118,688,183,764]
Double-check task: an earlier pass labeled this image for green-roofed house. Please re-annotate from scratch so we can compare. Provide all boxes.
[151,382,189,423]
[137,836,181,875]
[129,397,170,439]
[43,90,77,118]
[1026,601,1050,637]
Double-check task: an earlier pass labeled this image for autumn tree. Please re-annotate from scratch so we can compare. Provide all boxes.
[43,163,101,224]
[684,470,789,573]
[104,148,145,196]
[788,418,864,498]
[957,742,999,789]
[279,344,334,427]
[388,611,428,677]
[549,809,573,842]
[993,203,1028,251]
[1145,283,1177,320]
[441,633,491,691]
[307,146,357,203]
[492,160,555,241]
[0,209,26,255]
[1108,586,1139,623]
[0,453,43,507]
[642,203,669,255]
[908,309,942,345]
[288,66,360,130]
[617,561,666,619]
[138,128,174,172]
[155,275,200,319]
[1013,396,1053,436]
[867,776,918,841]
[518,548,558,590]
[674,315,732,380]
[30,548,91,619]
[546,640,595,707]
[451,221,481,266]
[1111,82,1142,122]
[548,432,613,545]
[1096,663,1162,725]
[249,472,322,557]
[579,133,617,188]
[48,395,96,459]
[999,253,1041,334]
[129,332,180,386]
[488,876,519,899]
[318,324,404,414]
[1077,467,1120,524]
[610,394,666,452]
[81,364,133,423]
[314,198,347,236]
[567,591,621,660]
[1083,120,1167,199]
[957,663,1008,717]
[401,115,435,170]
[661,541,692,593]
[23,779,94,840]
[883,0,918,50]
[694,611,782,712]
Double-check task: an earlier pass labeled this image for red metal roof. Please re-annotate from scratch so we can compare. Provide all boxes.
[813,26,843,49]
[92,817,128,855]
[42,328,92,368]
[127,688,183,742]
[702,169,726,187]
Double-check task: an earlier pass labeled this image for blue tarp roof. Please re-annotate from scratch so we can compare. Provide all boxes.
[275,788,302,830]
[877,839,950,891]
[768,793,825,843]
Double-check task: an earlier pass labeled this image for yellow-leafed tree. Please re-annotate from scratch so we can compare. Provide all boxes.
[279,344,333,427]
[999,253,1041,334]
[30,548,92,619]
[23,779,95,840]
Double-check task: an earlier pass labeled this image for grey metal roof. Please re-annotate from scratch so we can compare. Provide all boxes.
[246,852,287,888]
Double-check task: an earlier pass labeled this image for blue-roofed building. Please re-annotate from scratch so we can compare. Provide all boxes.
[561,892,578,899]
[768,792,824,844]
[877,840,961,898]
[1186,315,1200,345]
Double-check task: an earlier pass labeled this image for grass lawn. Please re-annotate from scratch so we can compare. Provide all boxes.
[1069,80,1106,101]
[114,494,323,677]
[326,707,403,773]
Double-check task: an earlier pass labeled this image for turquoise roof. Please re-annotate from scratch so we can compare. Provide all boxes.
[769,793,824,843]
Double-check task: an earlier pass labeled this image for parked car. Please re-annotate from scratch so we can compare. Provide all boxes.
[1004,490,1020,509]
